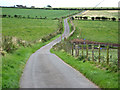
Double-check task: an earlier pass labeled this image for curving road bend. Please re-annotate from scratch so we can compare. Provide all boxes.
[20,17,98,88]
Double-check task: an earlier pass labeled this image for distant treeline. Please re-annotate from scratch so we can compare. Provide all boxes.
[1,14,48,19]
[1,7,120,10]
[73,16,120,21]
[1,11,80,20]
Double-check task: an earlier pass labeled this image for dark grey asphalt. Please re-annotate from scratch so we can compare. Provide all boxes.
[20,18,99,88]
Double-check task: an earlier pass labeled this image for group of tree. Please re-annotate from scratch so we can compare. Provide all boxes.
[1,14,47,19]
[91,17,117,21]
[75,16,119,21]
[75,16,88,20]
[2,6,119,10]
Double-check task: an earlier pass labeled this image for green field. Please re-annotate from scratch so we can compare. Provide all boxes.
[2,18,58,42]
[2,8,79,19]
[71,20,118,44]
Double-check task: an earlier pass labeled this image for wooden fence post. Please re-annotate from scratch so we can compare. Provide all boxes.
[86,43,88,61]
[67,40,69,54]
[118,46,120,70]
[73,43,75,57]
[98,44,101,63]
[71,43,74,56]
[67,41,69,54]
[107,45,109,65]
[79,43,81,56]
[75,44,77,57]
[92,44,94,62]
[82,44,83,57]
[65,41,67,52]
[78,44,79,56]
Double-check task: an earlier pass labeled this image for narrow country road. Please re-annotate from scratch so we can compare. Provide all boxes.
[20,17,98,88]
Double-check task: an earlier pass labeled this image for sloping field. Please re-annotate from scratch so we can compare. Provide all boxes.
[75,10,119,18]
[72,20,118,44]
[2,8,79,19]
[2,18,58,42]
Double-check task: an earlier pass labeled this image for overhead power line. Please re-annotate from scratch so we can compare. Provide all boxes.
[95,0,105,7]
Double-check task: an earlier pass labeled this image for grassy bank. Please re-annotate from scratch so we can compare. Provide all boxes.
[71,20,118,44]
[67,19,72,32]
[50,49,118,88]
[2,34,61,88]
[0,57,1,90]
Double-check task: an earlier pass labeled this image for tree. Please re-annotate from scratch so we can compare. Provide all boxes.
[119,18,120,21]
[47,5,52,8]
[31,6,35,8]
[14,15,18,18]
[71,17,74,20]
[91,17,94,20]
[43,17,47,19]
[101,16,107,21]
[75,16,78,18]
[111,17,116,21]
[80,16,82,20]
[96,17,100,20]
[83,17,88,20]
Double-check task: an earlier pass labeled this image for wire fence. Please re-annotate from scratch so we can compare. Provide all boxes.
[54,38,119,72]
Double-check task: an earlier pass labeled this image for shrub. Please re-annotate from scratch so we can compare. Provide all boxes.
[35,16,38,19]
[18,15,22,18]
[2,36,17,53]
[27,15,30,19]
[22,16,26,18]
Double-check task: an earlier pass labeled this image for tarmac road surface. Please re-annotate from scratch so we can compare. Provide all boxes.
[20,17,98,88]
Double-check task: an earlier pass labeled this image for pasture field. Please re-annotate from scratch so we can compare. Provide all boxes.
[75,10,119,19]
[2,8,80,19]
[71,20,118,44]
[2,18,58,42]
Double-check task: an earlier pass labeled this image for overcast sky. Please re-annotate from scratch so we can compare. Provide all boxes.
[0,0,119,7]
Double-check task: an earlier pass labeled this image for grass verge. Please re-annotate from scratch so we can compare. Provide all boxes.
[2,34,61,88]
[67,19,72,32]
[50,49,118,88]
